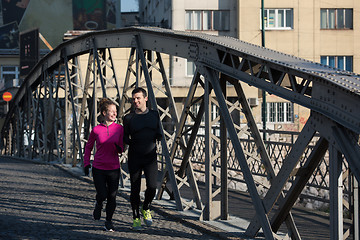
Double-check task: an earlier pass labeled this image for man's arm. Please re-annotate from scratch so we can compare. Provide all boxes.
[155,111,163,141]
[123,114,132,145]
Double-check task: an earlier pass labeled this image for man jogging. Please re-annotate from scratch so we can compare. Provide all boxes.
[123,87,162,230]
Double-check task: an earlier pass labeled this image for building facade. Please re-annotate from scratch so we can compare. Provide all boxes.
[238,0,360,130]
[139,0,360,132]
[238,0,359,73]
[140,0,238,86]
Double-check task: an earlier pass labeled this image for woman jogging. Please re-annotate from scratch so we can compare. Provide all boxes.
[83,98,124,232]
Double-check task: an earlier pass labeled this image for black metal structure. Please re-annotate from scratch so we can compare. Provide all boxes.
[1,27,359,240]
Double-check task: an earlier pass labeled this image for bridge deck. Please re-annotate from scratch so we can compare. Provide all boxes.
[0,156,340,240]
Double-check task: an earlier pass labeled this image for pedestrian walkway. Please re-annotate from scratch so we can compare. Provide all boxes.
[0,156,336,240]
[0,157,223,240]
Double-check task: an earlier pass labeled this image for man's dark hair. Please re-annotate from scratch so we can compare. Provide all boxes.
[132,87,147,97]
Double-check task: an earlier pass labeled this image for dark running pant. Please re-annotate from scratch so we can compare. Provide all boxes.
[92,167,120,222]
[129,159,158,219]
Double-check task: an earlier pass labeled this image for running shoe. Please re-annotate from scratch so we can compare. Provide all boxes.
[132,218,142,230]
[104,220,115,232]
[93,202,102,220]
[141,207,153,226]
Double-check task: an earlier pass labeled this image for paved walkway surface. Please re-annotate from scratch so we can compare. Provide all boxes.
[0,156,339,240]
[0,157,224,240]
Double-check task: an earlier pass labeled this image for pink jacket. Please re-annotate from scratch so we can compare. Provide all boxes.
[83,122,124,170]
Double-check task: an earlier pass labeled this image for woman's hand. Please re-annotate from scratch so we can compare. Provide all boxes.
[84,165,90,176]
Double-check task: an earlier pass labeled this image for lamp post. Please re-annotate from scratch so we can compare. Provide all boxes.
[261,0,267,141]
[261,0,265,47]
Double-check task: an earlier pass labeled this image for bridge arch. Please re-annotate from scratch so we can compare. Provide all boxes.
[1,27,359,239]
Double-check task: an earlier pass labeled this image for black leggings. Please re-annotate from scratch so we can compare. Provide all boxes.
[129,159,158,219]
[92,167,120,222]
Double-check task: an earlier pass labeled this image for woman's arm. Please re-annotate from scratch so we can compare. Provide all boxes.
[83,129,96,167]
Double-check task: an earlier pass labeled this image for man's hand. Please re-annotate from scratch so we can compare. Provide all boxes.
[115,144,122,153]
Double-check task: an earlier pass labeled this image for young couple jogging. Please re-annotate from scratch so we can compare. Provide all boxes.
[83,87,162,231]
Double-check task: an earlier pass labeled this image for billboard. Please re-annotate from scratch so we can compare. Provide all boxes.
[1,0,30,25]
[18,0,73,48]
[0,0,120,50]
[19,28,39,77]
[0,21,19,49]
[73,0,106,30]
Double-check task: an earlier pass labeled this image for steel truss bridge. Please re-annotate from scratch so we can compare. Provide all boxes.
[1,27,360,240]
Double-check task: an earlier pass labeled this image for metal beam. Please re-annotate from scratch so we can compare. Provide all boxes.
[135,34,183,211]
[329,145,344,240]
[156,70,204,210]
[246,116,316,237]
[200,65,275,239]
[271,137,329,232]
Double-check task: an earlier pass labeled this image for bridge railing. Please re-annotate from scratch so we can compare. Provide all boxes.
[157,125,350,210]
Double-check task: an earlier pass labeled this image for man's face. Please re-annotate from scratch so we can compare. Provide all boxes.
[132,92,148,111]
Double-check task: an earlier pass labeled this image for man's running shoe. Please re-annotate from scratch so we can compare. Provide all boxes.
[132,218,142,230]
[141,207,153,226]
[104,220,115,232]
[93,202,102,220]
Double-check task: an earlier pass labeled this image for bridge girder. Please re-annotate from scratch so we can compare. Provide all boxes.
[1,27,359,240]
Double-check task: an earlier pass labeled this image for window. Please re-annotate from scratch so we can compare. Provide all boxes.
[186,60,196,76]
[321,56,353,72]
[1,65,20,87]
[190,101,220,136]
[190,101,219,121]
[185,10,230,31]
[213,11,230,30]
[267,102,294,123]
[263,9,293,30]
[320,9,353,29]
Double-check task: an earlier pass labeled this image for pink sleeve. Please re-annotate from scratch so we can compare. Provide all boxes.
[83,129,96,167]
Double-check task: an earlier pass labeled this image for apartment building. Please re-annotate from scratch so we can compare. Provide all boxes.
[239,0,359,73]
[139,0,360,131]
[140,0,238,86]
[138,0,257,131]
[238,0,359,130]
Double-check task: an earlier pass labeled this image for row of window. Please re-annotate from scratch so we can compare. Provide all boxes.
[184,8,354,31]
[0,66,20,89]
[263,9,293,29]
[190,101,294,124]
[267,102,293,123]
[320,8,353,29]
[321,56,353,72]
[263,8,353,30]
[185,10,230,31]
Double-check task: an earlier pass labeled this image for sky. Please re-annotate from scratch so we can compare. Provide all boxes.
[121,0,139,12]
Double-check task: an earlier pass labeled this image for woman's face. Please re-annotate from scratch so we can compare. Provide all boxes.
[103,104,117,122]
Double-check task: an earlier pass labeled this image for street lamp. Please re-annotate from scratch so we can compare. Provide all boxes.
[261,0,267,141]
